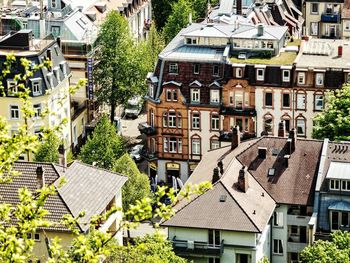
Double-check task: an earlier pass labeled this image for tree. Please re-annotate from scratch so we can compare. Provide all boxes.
[162,0,195,44]
[300,231,350,263]
[34,132,60,163]
[79,115,125,169]
[113,153,150,211]
[152,0,178,30]
[312,84,350,141]
[94,11,146,123]
[108,232,187,262]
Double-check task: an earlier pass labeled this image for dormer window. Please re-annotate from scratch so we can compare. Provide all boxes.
[186,37,197,45]
[31,78,42,96]
[7,80,17,96]
[282,70,290,82]
[256,68,265,81]
[330,179,340,190]
[315,73,324,86]
[236,68,243,78]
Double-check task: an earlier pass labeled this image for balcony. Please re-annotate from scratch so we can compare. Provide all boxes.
[220,106,256,117]
[321,12,340,23]
[287,214,311,226]
[287,241,307,253]
[138,122,156,136]
[172,238,224,257]
[219,131,255,142]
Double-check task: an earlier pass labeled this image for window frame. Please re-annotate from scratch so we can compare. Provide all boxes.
[315,73,324,87]
[330,179,340,190]
[236,68,243,78]
[341,180,350,191]
[256,68,265,81]
[10,105,20,120]
[210,89,220,104]
[191,88,200,103]
[273,239,283,255]
[210,136,220,150]
[191,111,200,130]
[33,103,42,119]
[273,211,284,227]
[297,72,305,85]
[213,65,220,76]
[296,91,306,110]
[211,113,220,131]
[314,93,324,111]
[264,92,273,108]
[7,80,18,96]
[282,92,291,108]
[296,117,306,137]
[169,63,178,74]
[282,70,290,82]
[193,64,200,75]
[191,137,201,155]
[311,3,319,14]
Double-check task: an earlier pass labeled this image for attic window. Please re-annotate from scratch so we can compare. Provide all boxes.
[268,168,275,177]
[186,38,197,45]
[219,195,227,202]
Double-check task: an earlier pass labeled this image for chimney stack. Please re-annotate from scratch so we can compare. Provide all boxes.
[288,129,296,153]
[189,12,192,24]
[236,0,242,15]
[36,166,45,189]
[257,24,264,36]
[278,121,285,137]
[258,147,267,159]
[238,166,249,193]
[231,126,240,150]
[284,155,290,168]
[217,160,224,175]
[212,167,220,184]
[58,144,67,167]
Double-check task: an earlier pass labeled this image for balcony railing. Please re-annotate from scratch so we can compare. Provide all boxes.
[219,131,256,142]
[321,12,340,23]
[138,122,156,135]
[172,238,224,257]
[287,241,308,253]
[220,106,256,116]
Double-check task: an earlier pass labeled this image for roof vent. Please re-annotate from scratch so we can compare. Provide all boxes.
[268,168,275,177]
[272,148,280,156]
[219,195,227,202]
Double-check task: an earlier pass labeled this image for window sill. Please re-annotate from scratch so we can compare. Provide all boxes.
[273,253,284,256]
[168,73,178,75]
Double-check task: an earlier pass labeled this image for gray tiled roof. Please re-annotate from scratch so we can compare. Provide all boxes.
[56,161,127,232]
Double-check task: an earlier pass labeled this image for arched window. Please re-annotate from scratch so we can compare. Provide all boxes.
[191,135,201,155]
[296,90,306,110]
[162,112,168,127]
[210,136,220,150]
[296,115,306,137]
[314,91,324,111]
[263,114,274,134]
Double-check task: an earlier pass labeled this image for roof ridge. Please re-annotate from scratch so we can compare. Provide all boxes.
[219,181,260,232]
[71,160,128,179]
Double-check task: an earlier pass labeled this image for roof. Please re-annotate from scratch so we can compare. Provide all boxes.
[231,24,288,40]
[326,161,350,180]
[218,0,234,15]
[343,0,350,18]
[237,137,323,205]
[296,39,350,69]
[56,161,127,232]
[163,139,276,233]
[328,201,350,211]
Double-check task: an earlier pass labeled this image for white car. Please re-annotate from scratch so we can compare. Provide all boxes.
[129,144,144,162]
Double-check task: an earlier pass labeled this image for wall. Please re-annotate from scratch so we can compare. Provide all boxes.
[271,205,288,263]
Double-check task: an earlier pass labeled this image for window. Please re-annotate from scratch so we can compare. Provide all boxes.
[191,88,200,103]
[264,115,273,133]
[291,225,298,235]
[282,93,290,108]
[256,68,264,81]
[331,211,339,230]
[47,73,54,88]
[296,92,306,110]
[265,92,273,107]
[54,67,60,82]
[168,138,182,153]
[166,89,177,101]
[82,118,85,137]
[210,90,220,104]
[330,211,350,231]
[282,116,291,132]
[150,110,154,127]
[273,211,284,227]
[311,22,319,36]
[186,37,197,44]
[73,125,77,146]
[163,138,168,152]
[168,111,177,128]
[148,85,154,97]
[298,72,305,85]
[51,25,61,37]
[60,61,67,76]
[213,65,219,76]
[273,239,283,255]
[208,229,221,247]
[193,64,200,74]
[315,94,324,110]
[296,117,306,136]
[33,104,41,118]
[330,179,340,190]
[236,68,243,78]
[10,105,19,119]
[315,73,324,86]
[7,80,17,95]
[211,114,219,130]
[341,180,350,191]
[163,112,168,127]
[345,21,350,31]
[211,137,220,150]
[229,91,234,105]
[34,233,40,241]
[235,91,243,108]
[52,0,57,8]
[282,70,290,82]
[166,89,172,101]
[169,63,178,74]
[209,258,220,263]
[192,112,200,129]
[311,3,318,14]
[32,80,41,96]
[191,138,201,155]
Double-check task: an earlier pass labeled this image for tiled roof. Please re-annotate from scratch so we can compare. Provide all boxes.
[56,161,127,232]
[342,0,350,18]
[237,137,323,205]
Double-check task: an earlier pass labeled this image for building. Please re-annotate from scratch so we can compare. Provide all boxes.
[0,161,127,262]
[162,130,323,263]
[310,139,350,240]
[0,29,71,160]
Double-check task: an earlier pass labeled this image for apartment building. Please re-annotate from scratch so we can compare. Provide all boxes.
[0,29,71,160]
[162,131,323,263]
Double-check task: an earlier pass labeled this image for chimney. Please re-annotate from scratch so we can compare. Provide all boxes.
[189,12,192,24]
[39,0,46,39]
[278,121,285,137]
[217,160,224,175]
[238,166,249,193]
[236,0,242,15]
[58,144,67,167]
[258,147,267,159]
[231,126,240,150]
[288,129,296,153]
[284,155,290,168]
[56,37,61,48]
[212,167,220,184]
[338,45,343,57]
[257,24,264,36]
[286,138,292,155]
[36,166,45,189]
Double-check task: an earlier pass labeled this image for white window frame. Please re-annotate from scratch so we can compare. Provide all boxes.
[73,125,78,146]
[236,68,243,78]
[191,88,200,103]
[296,93,306,110]
[311,3,319,14]
[47,73,54,88]
[169,63,178,74]
[213,65,219,76]
[34,233,40,241]
[210,89,220,104]
[7,80,17,95]
[33,103,41,119]
[192,112,200,129]
[148,85,154,97]
[211,114,219,130]
[166,89,172,101]
[341,180,350,191]
[193,64,200,74]
[282,70,290,82]
[298,72,305,85]
[211,139,220,150]
[168,111,177,128]
[273,211,284,227]
[191,138,201,155]
[10,105,20,120]
[163,138,168,152]
[330,179,340,190]
[315,94,324,111]
[311,22,319,36]
[256,68,265,81]
[296,118,306,136]
[31,78,42,96]
[273,239,283,255]
[315,73,324,86]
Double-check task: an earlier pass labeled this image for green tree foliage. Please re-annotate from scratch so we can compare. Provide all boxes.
[152,0,178,30]
[113,153,150,210]
[34,132,60,163]
[163,0,195,44]
[79,115,124,169]
[108,232,187,262]
[94,11,146,123]
[312,84,350,141]
[300,230,350,263]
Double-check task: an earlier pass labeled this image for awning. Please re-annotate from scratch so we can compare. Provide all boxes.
[329,201,350,211]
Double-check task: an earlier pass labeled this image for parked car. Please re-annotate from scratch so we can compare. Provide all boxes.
[123,96,143,119]
[129,144,144,162]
